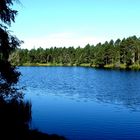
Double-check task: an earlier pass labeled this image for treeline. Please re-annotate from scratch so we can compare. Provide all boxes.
[10,36,140,69]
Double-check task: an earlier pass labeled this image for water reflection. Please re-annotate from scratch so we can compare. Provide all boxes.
[20,67,140,111]
[50,90,140,112]
[19,67,140,140]
[95,92,140,111]
[0,97,31,140]
[0,95,66,140]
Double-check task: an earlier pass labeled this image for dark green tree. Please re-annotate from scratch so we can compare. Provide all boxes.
[10,36,140,70]
[0,0,22,97]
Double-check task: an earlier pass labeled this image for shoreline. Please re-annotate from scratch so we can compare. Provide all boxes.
[18,63,140,70]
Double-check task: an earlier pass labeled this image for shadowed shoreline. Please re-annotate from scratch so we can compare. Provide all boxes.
[0,97,66,140]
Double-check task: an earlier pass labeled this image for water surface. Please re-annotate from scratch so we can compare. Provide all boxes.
[19,66,140,140]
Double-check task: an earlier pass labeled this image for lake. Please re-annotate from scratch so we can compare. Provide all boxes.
[19,66,140,140]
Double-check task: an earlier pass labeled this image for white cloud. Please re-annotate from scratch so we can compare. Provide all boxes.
[20,32,106,49]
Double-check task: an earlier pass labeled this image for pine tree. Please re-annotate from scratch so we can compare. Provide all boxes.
[0,0,22,97]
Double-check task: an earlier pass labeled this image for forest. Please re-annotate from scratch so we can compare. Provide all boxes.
[10,35,140,69]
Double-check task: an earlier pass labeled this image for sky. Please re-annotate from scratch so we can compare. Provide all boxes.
[11,0,140,49]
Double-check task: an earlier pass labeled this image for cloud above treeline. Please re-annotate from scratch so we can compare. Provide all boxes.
[21,32,107,49]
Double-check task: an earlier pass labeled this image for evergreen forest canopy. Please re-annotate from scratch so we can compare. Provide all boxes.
[11,35,140,70]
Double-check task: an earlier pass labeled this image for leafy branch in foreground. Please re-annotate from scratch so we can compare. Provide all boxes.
[0,0,22,99]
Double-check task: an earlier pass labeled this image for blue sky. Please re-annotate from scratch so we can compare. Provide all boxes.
[11,0,140,49]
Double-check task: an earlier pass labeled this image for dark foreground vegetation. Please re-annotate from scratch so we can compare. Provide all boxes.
[0,97,66,140]
[0,0,66,139]
[11,36,140,70]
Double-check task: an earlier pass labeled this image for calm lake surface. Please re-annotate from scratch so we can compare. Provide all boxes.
[19,66,140,140]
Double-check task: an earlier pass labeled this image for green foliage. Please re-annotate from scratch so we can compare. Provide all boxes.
[11,36,140,70]
[0,0,22,97]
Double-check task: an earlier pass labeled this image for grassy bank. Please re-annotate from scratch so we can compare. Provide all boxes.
[21,63,64,66]
[103,64,140,70]
[20,63,140,70]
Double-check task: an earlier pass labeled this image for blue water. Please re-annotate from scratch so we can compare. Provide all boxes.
[19,66,140,140]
